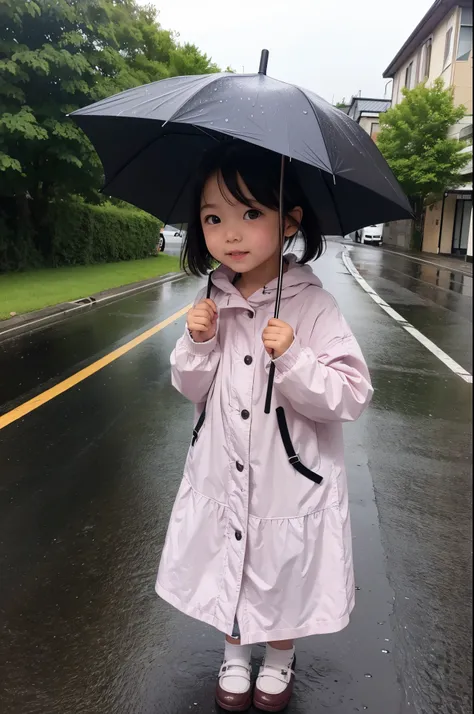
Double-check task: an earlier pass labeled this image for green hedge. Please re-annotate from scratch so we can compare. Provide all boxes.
[50,199,161,266]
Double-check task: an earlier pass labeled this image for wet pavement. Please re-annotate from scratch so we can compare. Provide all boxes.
[0,239,472,714]
[346,242,472,372]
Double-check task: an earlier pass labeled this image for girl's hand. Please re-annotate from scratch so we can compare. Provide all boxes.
[262,319,294,359]
[187,299,218,343]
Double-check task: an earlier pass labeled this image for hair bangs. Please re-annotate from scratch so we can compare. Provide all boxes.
[181,140,325,277]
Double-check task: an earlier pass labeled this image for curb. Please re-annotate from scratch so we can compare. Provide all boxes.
[0,271,186,343]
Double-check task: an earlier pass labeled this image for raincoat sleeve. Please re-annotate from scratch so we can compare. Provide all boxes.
[272,293,373,423]
[170,289,221,404]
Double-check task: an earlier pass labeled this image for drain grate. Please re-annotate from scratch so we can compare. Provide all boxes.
[71,296,97,306]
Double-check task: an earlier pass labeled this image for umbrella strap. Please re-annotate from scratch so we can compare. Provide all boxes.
[192,407,206,446]
[276,407,323,485]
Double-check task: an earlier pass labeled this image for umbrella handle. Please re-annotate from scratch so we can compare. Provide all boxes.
[264,155,286,415]
[264,362,276,414]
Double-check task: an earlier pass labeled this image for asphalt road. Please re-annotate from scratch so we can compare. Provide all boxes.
[0,239,471,714]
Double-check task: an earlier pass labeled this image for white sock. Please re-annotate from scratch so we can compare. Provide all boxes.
[257,644,295,695]
[220,641,252,694]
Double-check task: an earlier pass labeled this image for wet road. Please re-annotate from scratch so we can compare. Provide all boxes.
[0,240,471,714]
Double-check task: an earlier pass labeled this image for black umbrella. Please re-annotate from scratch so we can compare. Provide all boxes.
[72,50,412,411]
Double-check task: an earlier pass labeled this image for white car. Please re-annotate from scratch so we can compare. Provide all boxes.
[162,225,186,240]
[354,224,384,246]
[158,226,186,253]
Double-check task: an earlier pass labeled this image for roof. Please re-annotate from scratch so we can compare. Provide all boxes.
[383,0,470,77]
[347,97,391,122]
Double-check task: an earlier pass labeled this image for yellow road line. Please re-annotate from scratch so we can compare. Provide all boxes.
[0,304,191,431]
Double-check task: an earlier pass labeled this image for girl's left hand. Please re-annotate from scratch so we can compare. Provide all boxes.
[262,319,295,359]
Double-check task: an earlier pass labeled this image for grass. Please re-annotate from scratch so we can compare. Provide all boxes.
[0,255,181,320]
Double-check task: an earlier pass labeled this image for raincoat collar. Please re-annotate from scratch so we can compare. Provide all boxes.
[210,254,322,308]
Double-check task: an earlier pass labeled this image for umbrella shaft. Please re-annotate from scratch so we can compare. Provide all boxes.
[265,155,286,414]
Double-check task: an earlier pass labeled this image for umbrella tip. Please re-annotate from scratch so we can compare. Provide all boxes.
[258,49,269,75]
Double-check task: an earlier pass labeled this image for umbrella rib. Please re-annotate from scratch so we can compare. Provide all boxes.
[293,85,334,178]
[292,86,346,234]
[194,125,223,142]
[161,73,224,128]
[321,170,345,236]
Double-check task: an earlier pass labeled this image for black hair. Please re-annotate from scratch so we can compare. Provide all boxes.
[181,140,325,276]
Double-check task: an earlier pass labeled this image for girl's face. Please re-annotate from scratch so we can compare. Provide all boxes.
[200,171,301,274]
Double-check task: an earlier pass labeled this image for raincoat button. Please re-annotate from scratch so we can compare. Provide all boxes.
[244,355,253,365]
[247,311,254,318]
[241,409,250,420]
[236,462,244,472]
[235,531,242,541]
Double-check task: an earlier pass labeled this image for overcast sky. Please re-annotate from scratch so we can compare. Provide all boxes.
[141,0,433,102]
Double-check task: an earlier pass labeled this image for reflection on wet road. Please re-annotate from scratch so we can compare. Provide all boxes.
[348,243,472,374]
[0,240,471,714]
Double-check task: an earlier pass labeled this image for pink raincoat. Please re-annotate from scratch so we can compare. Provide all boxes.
[156,256,373,645]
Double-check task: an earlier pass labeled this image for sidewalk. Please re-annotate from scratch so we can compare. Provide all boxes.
[380,245,473,276]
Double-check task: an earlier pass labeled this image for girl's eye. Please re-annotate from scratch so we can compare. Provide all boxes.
[244,209,262,221]
[205,215,221,225]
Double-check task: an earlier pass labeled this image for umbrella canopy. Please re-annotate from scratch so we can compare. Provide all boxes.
[72,51,412,413]
[71,59,412,236]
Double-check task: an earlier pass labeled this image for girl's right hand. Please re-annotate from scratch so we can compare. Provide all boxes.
[187,299,218,343]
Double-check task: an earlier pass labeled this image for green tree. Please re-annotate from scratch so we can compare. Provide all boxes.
[377,78,470,241]
[0,0,220,265]
[169,42,220,76]
[335,98,347,109]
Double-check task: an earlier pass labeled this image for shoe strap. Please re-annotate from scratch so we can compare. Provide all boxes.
[258,659,294,685]
[219,659,252,682]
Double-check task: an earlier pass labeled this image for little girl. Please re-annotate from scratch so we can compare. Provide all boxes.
[156,141,373,712]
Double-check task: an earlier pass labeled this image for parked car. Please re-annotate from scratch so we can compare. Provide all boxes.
[163,226,186,239]
[157,226,187,255]
[157,227,186,252]
[354,224,384,246]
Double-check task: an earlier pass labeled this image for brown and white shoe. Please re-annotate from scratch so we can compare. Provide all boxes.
[253,648,296,712]
[215,658,253,712]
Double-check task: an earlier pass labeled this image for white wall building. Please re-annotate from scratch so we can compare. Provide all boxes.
[383,0,472,261]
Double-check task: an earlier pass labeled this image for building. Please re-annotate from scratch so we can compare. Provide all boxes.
[346,97,391,141]
[383,0,472,260]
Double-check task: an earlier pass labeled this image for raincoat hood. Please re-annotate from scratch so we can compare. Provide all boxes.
[211,254,323,307]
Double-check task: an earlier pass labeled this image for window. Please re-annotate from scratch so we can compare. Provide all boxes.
[457,8,473,61]
[414,49,422,85]
[424,38,433,78]
[370,122,380,141]
[444,27,453,67]
[404,61,413,88]
[461,7,472,25]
